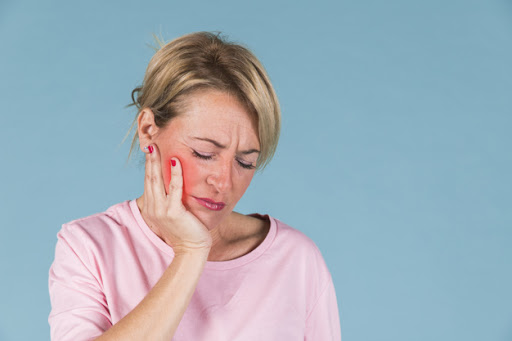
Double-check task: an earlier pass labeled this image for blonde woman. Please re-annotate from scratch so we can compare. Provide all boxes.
[48,31,341,340]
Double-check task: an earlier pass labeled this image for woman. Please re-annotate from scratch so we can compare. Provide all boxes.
[48,31,341,340]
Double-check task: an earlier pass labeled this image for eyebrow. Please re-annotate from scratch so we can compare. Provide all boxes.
[191,136,260,155]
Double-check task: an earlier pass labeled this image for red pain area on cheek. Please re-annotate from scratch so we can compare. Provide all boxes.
[164,155,201,198]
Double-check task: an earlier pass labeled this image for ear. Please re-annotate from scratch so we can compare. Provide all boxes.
[137,108,159,152]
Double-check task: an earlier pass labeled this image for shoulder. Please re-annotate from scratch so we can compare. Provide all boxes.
[57,200,133,251]
[273,216,324,256]
[268,216,334,306]
[271,216,334,302]
[242,212,324,261]
[273,216,332,275]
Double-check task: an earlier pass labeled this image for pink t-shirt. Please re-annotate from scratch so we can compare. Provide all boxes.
[48,199,341,340]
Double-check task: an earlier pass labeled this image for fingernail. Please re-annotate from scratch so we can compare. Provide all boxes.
[148,145,154,154]
[171,159,176,167]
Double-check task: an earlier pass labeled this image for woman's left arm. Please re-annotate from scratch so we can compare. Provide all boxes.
[304,275,342,341]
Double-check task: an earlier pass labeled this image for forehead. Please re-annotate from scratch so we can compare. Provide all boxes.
[174,89,259,143]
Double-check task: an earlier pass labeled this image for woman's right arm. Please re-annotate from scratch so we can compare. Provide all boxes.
[94,145,213,340]
[49,144,214,340]
[94,248,209,340]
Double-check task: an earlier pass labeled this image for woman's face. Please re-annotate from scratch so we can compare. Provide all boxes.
[139,89,260,230]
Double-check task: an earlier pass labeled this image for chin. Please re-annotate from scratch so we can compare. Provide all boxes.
[195,213,223,231]
[201,211,233,231]
[184,197,231,229]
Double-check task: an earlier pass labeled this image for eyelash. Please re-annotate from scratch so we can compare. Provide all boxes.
[192,150,256,170]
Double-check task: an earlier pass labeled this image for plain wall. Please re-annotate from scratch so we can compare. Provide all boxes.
[0,0,511,340]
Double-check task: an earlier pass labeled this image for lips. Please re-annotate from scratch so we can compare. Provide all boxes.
[196,197,225,206]
[193,197,226,211]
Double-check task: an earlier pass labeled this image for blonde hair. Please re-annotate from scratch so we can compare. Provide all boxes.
[122,31,281,174]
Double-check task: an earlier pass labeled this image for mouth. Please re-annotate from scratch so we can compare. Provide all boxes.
[193,197,226,211]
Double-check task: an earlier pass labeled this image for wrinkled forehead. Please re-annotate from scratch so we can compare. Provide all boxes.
[177,87,257,123]
[172,90,259,143]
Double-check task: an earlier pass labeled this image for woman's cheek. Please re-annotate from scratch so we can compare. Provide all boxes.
[163,154,202,196]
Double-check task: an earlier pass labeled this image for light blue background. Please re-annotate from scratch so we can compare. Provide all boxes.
[1,0,511,340]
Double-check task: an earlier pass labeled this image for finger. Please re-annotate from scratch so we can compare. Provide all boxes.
[168,157,184,212]
[149,143,166,200]
[143,146,154,203]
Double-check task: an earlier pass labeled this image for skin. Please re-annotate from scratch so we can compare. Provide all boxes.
[136,88,266,258]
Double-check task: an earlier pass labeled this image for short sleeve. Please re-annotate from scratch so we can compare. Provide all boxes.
[304,275,342,341]
[48,225,112,341]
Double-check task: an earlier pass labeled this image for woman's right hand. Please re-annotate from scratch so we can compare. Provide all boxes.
[139,143,213,255]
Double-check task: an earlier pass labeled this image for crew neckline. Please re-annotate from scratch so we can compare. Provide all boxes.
[128,199,276,270]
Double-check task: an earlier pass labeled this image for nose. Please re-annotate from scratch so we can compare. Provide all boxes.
[206,158,233,193]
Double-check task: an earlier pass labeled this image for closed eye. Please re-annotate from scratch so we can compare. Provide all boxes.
[192,150,256,170]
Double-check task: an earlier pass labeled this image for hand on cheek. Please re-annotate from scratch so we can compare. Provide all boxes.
[164,155,190,198]
[165,155,200,203]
